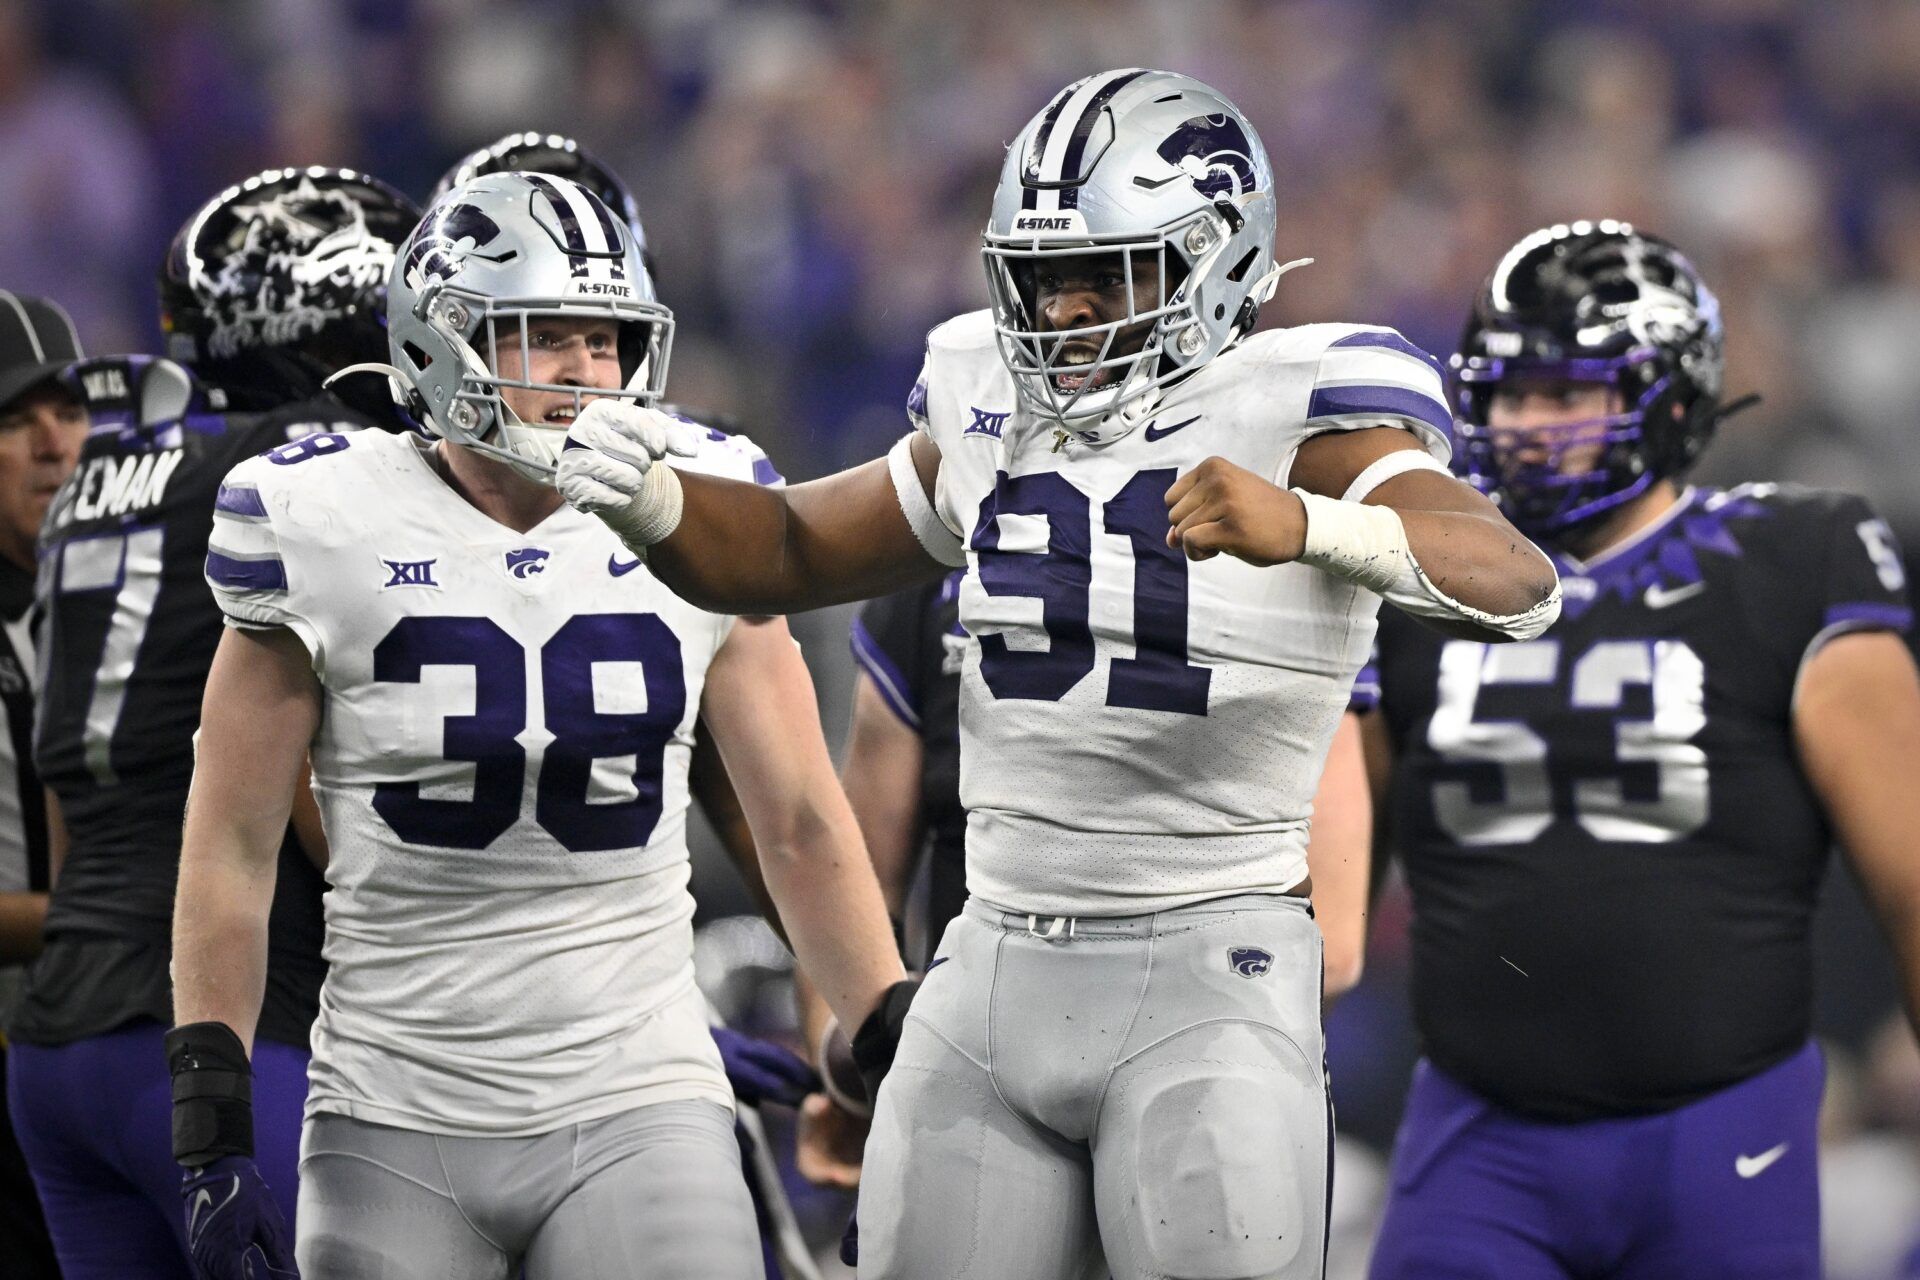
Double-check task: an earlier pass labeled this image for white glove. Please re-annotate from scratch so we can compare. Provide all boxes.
[556,400,702,548]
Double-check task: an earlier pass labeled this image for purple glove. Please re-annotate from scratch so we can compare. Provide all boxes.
[182,1156,299,1280]
[711,1026,819,1108]
[840,1198,860,1266]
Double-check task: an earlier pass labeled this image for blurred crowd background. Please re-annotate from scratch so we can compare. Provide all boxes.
[6,0,1919,1273]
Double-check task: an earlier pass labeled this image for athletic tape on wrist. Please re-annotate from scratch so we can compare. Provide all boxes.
[598,461,685,551]
[888,435,967,568]
[1292,488,1561,640]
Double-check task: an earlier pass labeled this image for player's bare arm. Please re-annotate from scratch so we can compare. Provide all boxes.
[697,614,908,1033]
[792,665,928,1187]
[686,720,790,945]
[1793,629,1920,1040]
[1306,711,1371,1000]
[1165,425,1560,641]
[172,625,320,1054]
[562,408,949,616]
[839,671,929,922]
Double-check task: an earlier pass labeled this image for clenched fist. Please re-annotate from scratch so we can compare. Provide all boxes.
[555,400,701,546]
[1164,456,1309,565]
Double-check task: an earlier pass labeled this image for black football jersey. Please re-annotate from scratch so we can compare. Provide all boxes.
[11,369,382,1050]
[851,572,967,963]
[1364,484,1911,1120]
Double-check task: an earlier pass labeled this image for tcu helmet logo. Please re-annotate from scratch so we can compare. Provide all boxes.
[1156,114,1259,201]
[1228,946,1274,978]
[504,547,550,578]
[405,203,507,285]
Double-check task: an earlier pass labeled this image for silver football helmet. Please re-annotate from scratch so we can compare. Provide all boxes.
[984,69,1292,442]
[378,172,673,480]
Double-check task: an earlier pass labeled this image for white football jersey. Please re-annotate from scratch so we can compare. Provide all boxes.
[913,311,1450,917]
[205,426,776,1135]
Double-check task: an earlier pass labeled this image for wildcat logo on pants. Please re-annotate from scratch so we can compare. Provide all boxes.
[1228,946,1273,978]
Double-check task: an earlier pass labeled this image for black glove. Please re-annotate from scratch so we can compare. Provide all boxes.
[850,977,921,1104]
[166,1022,298,1279]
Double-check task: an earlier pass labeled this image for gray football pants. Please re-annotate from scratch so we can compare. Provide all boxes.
[295,1099,759,1278]
[860,893,1330,1280]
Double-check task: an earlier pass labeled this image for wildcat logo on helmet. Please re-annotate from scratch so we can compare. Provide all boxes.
[404,203,511,285]
[1156,114,1260,201]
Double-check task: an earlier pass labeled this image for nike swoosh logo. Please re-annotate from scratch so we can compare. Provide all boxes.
[1143,415,1201,442]
[1132,174,1184,190]
[1736,1142,1790,1178]
[924,956,949,973]
[1644,581,1707,609]
[188,1177,240,1242]
[608,554,643,577]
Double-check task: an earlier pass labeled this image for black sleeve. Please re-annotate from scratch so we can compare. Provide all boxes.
[851,586,932,730]
[1803,492,1912,660]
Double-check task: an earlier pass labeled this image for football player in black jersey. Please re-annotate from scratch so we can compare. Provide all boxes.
[5,168,418,1280]
[1361,221,1920,1279]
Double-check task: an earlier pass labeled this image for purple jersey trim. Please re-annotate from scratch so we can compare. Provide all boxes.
[1823,602,1912,632]
[1329,328,1444,374]
[849,617,920,730]
[1307,384,1452,440]
[1349,661,1381,713]
[205,551,287,592]
[752,456,783,486]
[214,483,268,518]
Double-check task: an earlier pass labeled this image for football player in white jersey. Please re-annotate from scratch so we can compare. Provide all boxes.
[557,70,1561,1280]
[166,172,905,1279]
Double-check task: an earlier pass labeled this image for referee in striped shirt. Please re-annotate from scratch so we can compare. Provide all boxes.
[0,291,90,1277]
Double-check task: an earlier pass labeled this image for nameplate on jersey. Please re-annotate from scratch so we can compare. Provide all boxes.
[382,558,439,589]
[60,448,186,526]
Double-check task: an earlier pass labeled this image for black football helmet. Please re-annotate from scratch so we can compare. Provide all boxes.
[430,132,652,274]
[1451,221,1729,542]
[160,167,421,373]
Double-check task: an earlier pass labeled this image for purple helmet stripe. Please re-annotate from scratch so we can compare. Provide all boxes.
[1056,69,1150,210]
[582,191,627,281]
[1021,86,1077,211]
[519,173,591,278]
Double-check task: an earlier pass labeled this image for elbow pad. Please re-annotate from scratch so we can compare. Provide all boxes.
[1292,489,1562,641]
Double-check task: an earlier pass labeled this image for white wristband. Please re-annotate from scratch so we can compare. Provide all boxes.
[1340,448,1451,502]
[888,434,967,567]
[1292,488,1561,641]
[598,462,685,551]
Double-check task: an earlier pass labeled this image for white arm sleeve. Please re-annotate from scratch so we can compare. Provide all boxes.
[1293,488,1561,641]
[888,434,967,568]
